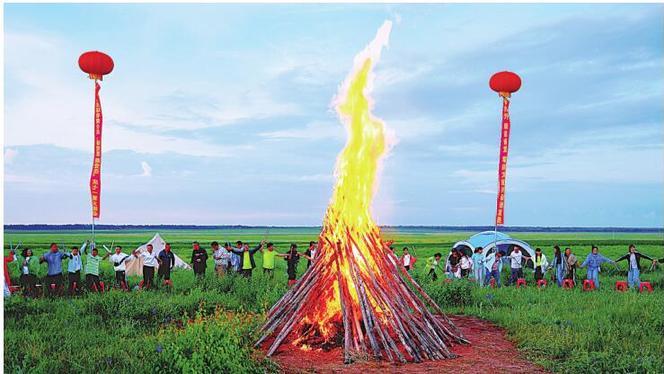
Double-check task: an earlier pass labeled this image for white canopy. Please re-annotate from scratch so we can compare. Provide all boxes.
[125,233,191,276]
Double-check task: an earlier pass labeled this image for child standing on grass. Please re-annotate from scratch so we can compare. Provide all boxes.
[580,245,614,289]
[615,244,654,289]
[471,247,485,286]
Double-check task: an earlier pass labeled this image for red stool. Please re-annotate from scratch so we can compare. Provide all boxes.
[537,279,547,288]
[615,281,628,292]
[639,282,653,293]
[583,279,595,291]
[562,279,575,289]
[99,281,106,293]
[489,278,496,288]
[516,278,527,288]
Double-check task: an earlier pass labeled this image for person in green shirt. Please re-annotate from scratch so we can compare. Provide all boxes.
[12,248,40,297]
[83,244,109,292]
[425,253,443,281]
[261,242,277,277]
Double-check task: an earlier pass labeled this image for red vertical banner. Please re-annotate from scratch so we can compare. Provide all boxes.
[495,97,510,226]
[90,82,103,219]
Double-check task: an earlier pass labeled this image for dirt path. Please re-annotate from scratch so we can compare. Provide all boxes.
[266,315,549,373]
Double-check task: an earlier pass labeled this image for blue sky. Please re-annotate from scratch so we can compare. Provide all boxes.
[4,4,663,226]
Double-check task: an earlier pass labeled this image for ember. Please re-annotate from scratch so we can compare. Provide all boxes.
[256,20,468,363]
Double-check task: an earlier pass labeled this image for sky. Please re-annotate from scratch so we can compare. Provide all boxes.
[4,3,663,227]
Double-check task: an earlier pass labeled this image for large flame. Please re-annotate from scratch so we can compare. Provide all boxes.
[258,21,466,362]
[293,20,393,346]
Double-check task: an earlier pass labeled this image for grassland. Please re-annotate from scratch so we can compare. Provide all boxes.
[3,229,664,373]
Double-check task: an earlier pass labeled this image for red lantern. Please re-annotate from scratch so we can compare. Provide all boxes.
[489,71,521,98]
[490,70,521,227]
[78,51,114,81]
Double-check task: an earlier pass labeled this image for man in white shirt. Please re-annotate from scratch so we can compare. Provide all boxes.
[109,246,133,290]
[133,244,160,290]
[212,241,230,276]
[507,246,531,286]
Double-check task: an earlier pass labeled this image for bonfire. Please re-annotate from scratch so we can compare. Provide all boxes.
[256,21,468,364]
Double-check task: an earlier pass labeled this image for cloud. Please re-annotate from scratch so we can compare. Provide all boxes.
[4,148,18,164]
[452,127,663,191]
[140,161,152,177]
[4,31,291,157]
[259,121,343,141]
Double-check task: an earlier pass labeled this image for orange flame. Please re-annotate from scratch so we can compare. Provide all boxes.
[293,21,393,348]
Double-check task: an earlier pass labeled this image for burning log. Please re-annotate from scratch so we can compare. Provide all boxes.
[257,20,466,363]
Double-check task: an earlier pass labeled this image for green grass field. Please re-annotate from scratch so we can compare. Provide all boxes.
[4,229,664,373]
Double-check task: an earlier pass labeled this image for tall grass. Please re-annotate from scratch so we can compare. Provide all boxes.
[4,229,663,372]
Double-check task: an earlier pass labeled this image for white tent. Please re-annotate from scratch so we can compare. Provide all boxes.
[125,233,191,277]
[448,231,537,272]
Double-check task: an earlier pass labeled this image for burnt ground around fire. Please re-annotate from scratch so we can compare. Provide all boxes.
[264,315,549,373]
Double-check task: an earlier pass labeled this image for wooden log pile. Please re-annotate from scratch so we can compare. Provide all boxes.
[256,226,468,363]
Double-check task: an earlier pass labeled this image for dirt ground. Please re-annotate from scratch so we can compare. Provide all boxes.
[265,315,549,373]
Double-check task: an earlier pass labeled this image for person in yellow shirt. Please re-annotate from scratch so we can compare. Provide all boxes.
[262,242,277,277]
[231,241,265,278]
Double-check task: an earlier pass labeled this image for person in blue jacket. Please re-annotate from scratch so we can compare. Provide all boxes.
[470,247,485,286]
[580,245,615,288]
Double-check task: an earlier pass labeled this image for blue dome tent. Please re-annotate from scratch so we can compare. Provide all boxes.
[451,231,536,272]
